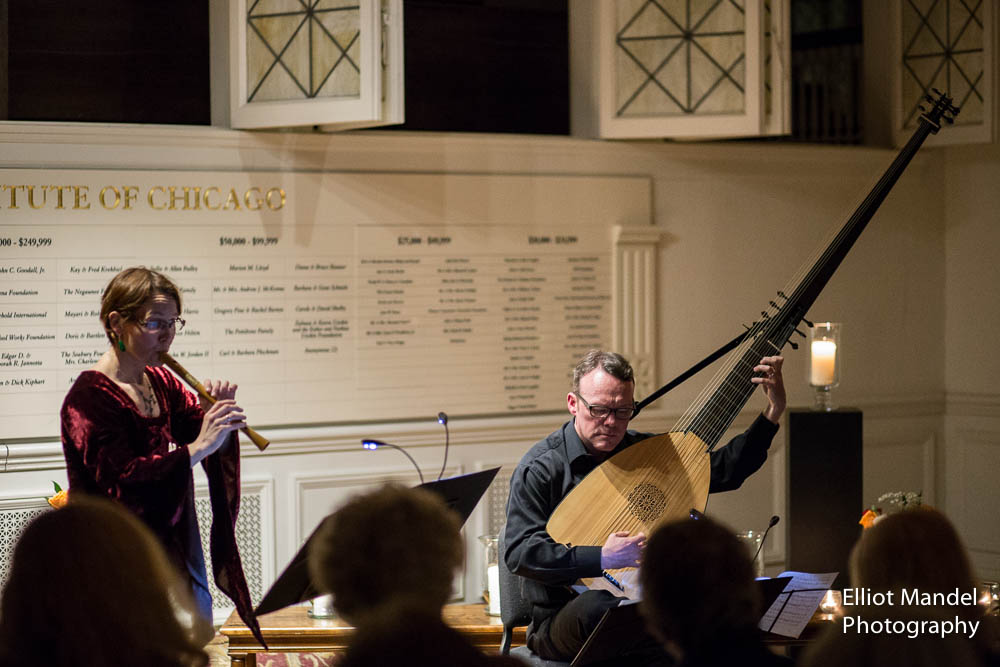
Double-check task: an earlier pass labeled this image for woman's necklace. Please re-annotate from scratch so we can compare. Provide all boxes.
[133,374,159,417]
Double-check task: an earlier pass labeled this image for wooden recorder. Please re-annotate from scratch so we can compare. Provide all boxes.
[159,352,270,451]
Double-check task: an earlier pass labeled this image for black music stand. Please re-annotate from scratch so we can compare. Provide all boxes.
[758,575,794,611]
[254,467,501,616]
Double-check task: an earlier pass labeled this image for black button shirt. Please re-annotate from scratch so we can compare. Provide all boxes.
[503,414,779,628]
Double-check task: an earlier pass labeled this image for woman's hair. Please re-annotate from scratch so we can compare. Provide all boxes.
[639,516,763,660]
[845,509,1000,664]
[100,267,182,343]
[801,606,983,667]
[0,495,207,667]
[850,508,978,620]
[308,483,463,624]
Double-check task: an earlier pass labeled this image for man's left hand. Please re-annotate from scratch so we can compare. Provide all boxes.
[751,355,786,424]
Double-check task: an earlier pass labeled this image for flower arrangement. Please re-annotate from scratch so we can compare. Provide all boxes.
[46,481,69,509]
[858,490,923,529]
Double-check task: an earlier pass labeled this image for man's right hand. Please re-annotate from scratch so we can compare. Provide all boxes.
[601,530,646,569]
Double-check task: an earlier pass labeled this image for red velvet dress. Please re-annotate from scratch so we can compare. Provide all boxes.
[60,366,264,645]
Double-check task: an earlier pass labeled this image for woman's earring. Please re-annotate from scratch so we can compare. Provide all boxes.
[116,337,126,352]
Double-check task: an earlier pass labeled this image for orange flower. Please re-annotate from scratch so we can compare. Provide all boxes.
[47,489,69,509]
[858,509,878,530]
[46,481,69,509]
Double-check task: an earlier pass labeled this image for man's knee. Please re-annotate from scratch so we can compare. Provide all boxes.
[543,590,621,658]
[572,590,621,629]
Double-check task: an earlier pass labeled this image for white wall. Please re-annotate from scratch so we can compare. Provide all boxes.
[942,141,1000,581]
[1,122,995,613]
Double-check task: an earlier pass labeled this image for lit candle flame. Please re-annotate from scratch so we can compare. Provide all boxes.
[820,589,841,613]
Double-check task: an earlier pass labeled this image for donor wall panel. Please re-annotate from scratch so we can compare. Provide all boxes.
[0,170,651,441]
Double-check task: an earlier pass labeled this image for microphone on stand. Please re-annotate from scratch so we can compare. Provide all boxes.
[361,439,424,484]
[752,515,780,569]
[436,412,449,481]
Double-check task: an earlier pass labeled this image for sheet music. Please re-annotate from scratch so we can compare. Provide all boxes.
[758,571,838,638]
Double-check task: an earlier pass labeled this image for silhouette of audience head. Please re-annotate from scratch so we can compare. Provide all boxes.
[840,507,1000,665]
[0,495,207,667]
[850,507,978,618]
[639,515,764,663]
[800,605,983,667]
[308,483,463,624]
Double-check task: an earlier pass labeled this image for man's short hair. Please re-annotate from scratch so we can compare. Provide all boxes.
[307,484,463,624]
[572,349,634,393]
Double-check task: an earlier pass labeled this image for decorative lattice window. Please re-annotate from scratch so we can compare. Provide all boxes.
[246,0,362,103]
[230,0,404,130]
[0,505,48,589]
[615,0,749,117]
[894,0,993,145]
[483,465,515,539]
[576,0,790,139]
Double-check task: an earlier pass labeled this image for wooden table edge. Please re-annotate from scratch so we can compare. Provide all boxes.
[219,603,526,656]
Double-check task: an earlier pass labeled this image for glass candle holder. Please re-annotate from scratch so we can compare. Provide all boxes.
[809,322,841,411]
[479,534,500,616]
[309,593,335,618]
[819,589,843,616]
[979,581,999,616]
[736,530,765,578]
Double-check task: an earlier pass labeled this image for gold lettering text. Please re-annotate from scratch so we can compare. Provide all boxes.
[26,185,47,210]
[168,186,194,211]
[244,187,263,210]
[45,185,61,208]
[266,188,286,211]
[100,185,121,210]
[223,188,241,211]
[1,185,20,209]
[122,186,139,210]
[203,186,222,210]
[52,185,74,209]
[73,186,90,210]
[147,186,166,210]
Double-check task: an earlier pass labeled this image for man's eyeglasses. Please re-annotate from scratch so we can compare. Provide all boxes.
[574,393,635,421]
[139,317,185,333]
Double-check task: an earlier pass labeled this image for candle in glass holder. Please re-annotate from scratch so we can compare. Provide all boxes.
[808,323,841,411]
[819,589,842,615]
[309,593,335,618]
[979,581,999,614]
[810,340,837,386]
[487,564,501,616]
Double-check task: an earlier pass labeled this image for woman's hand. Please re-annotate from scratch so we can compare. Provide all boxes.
[189,379,244,466]
[197,379,237,410]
